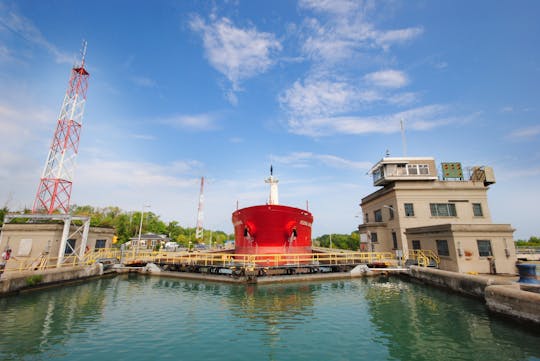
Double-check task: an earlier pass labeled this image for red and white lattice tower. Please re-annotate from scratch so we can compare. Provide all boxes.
[195,177,205,240]
[33,41,90,214]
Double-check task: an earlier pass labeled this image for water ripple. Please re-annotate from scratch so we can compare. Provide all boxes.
[0,275,539,361]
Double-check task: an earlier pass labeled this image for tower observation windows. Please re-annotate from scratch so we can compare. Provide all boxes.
[430,203,457,217]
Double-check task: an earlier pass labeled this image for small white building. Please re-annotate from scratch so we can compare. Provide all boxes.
[128,233,170,250]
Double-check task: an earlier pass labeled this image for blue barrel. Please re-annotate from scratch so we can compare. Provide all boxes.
[516,263,540,284]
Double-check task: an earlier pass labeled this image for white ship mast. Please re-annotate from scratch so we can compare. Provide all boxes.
[265,165,279,205]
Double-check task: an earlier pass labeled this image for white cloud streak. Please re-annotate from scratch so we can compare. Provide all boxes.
[509,125,540,139]
[161,113,220,131]
[287,105,452,137]
[364,70,408,88]
[298,0,423,63]
[131,76,157,88]
[279,74,417,122]
[271,151,371,170]
[0,9,74,64]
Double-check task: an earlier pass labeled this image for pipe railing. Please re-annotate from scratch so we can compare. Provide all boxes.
[3,248,408,274]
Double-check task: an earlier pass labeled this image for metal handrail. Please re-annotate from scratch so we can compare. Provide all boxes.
[121,250,397,268]
[2,248,398,274]
[408,249,440,266]
[515,247,540,254]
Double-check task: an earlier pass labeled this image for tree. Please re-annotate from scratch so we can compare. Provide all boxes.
[314,231,359,250]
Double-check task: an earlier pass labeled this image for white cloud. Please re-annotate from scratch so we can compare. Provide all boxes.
[228,137,244,143]
[374,27,424,50]
[131,76,157,88]
[0,9,74,64]
[287,104,451,137]
[299,0,359,15]
[298,1,423,64]
[364,70,408,88]
[279,78,358,118]
[388,92,418,106]
[161,113,219,131]
[509,125,540,139]
[77,159,202,189]
[271,151,371,170]
[129,133,156,141]
[0,102,57,210]
[0,45,13,62]
[280,2,424,138]
[189,15,282,96]
[279,75,415,122]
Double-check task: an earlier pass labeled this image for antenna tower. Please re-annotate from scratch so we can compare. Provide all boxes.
[400,118,407,157]
[195,177,205,241]
[33,41,90,214]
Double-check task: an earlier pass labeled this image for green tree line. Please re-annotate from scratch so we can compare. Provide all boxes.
[0,205,233,247]
[313,231,360,250]
[515,236,540,247]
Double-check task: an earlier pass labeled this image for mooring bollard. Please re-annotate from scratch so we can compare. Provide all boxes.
[516,263,540,284]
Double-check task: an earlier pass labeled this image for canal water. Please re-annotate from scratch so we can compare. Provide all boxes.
[0,275,539,361]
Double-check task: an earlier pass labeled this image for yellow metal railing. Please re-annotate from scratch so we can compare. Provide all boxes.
[2,248,398,274]
[121,250,397,269]
[2,248,122,273]
[408,249,440,267]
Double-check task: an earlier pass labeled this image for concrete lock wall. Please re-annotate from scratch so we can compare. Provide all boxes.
[408,266,495,298]
[0,264,103,294]
[485,285,540,324]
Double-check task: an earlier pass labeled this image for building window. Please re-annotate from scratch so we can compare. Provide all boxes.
[374,209,383,222]
[436,240,450,256]
[404,203,415,217]
[412,240,421,250]
[407,164,429,175]
[365,213,369,223]
[372,168,384,183]
[95,239,106,249]
[430,203,457,217]
[477,240,493,257]
[370,232,378,243]
[472,203,483,217]
[65,239,76,255]
[387,206,394,220]
[392,232,398,249]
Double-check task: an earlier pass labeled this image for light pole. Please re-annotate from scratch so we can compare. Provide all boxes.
[134,204,150,257]
[382,205,395,220]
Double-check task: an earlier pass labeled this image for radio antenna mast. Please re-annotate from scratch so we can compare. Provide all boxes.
[400,118,407,157]
[195,177,205,241]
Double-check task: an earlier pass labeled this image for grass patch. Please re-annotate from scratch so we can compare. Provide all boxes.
[25,274,44,287]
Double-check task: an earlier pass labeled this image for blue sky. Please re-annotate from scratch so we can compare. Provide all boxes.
[0,0,539,239]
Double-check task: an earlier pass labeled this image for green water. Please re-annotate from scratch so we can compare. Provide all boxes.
[0,275,539,361]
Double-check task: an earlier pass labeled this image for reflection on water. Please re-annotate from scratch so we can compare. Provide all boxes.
[365,277,540,361]
[0,275,539,361]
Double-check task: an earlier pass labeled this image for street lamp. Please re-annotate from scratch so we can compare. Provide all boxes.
[134,203,151,257]
[382,205,395,220]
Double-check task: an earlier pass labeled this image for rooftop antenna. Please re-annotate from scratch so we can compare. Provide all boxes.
[400,118,407,157]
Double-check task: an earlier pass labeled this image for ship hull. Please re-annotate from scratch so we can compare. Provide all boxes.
[232,205,313,256]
